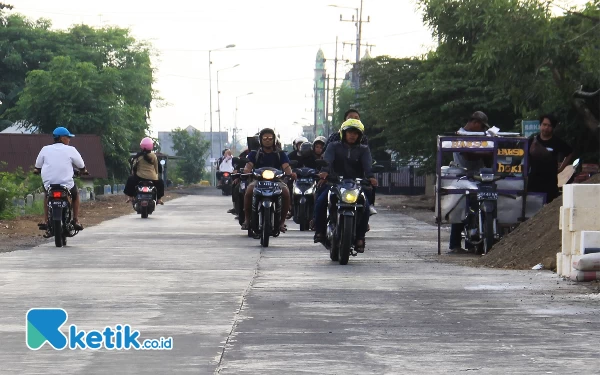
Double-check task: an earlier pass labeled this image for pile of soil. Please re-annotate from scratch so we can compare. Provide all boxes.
[475,173,600,270]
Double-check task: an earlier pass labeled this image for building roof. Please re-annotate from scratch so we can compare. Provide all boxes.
[0,134,108,179]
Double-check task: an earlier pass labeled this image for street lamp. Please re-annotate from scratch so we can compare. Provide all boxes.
[217,63,240,154]
[208,44,235,186]
[233,92,254,153]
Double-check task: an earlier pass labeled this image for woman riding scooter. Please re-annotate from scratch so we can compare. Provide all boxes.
[124,137,165,205]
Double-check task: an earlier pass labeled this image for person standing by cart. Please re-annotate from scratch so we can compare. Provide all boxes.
[527,114,574,204]
[448,111,491,254]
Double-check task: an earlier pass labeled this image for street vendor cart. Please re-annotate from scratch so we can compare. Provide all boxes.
[435,134,546,255]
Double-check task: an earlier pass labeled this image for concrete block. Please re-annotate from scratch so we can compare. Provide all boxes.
[562,184,600,209]
[559,207,570,230]
[560,254,572,277]
[562,228,573,255]
[556,252,562,275]
[34,193,45,202]
[571,232,582,255]
[568,208,600,232]
[581,231,600,255]
[25,194,33,207]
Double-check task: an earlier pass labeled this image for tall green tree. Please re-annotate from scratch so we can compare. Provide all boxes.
[170,128,210,184]
[0,8,155,178]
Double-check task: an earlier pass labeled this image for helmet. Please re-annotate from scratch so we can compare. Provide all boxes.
[339,119,365,143]
[293,136,309,150]
[53,127,75,138]
[299,142,313,158]
[313,136,327,148]
[258,128,278,148]
[140,137,154,151]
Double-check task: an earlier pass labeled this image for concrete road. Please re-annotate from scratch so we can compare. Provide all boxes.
[1,188,599,374]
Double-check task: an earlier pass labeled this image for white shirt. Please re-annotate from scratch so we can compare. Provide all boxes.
[218,156,234,173]
[35,143,85,189]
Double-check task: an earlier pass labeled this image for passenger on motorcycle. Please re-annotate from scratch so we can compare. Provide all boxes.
[313,119,378,252]
[287,136,309,164]
[295,142,319,168]
[240,128,296,233]
[313,136,327,159]
[124,137,165,205]
[35,127,87,232]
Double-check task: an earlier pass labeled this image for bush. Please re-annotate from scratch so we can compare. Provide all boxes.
[0,163,44,218]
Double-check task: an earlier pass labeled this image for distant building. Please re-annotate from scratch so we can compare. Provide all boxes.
[0,121,38,134]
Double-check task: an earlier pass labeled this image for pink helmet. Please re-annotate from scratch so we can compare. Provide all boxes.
[140,137,154,151]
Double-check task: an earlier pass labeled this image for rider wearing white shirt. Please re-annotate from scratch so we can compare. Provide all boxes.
[35,127,88,231]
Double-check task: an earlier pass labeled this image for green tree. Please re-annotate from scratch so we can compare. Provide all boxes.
[170,128,210,184]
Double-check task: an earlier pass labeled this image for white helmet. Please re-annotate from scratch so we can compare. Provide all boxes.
[293,136,309,150]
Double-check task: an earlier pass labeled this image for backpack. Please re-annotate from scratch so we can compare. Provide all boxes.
[255,149,283,169]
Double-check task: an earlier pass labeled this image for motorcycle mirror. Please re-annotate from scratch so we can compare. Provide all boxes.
[572,158,580,168]
[159,159,166,166]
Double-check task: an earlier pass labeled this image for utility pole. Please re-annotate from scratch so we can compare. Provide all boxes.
[332,36,339,134]
[337,1,370,90]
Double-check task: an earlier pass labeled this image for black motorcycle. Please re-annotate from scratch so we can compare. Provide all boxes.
[292,167,319,231]
[456,167,505,254]
[324,176,372,265]
[219,172,233,196]
[132,180,157,219]
[36,169,87,248]
[251,167,286,247]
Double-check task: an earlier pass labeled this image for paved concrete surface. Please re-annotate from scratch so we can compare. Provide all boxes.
[1,188,599,374]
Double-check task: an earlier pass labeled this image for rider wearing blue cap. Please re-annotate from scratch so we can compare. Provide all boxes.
[35,127,88,232]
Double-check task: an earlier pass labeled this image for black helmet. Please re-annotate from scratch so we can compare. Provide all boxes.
[259,128,277,148]
[299,142,313,158]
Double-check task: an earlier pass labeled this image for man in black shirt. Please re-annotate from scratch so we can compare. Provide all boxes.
[528,114,574,203]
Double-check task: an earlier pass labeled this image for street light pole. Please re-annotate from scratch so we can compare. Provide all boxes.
[217,63,240,154]
[208,44,235,186]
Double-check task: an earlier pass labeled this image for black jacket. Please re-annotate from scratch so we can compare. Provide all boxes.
[322,141,374,179]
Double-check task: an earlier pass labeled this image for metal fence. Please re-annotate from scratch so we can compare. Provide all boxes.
[374,166,427,195]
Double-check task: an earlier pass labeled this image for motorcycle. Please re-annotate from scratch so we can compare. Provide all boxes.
[219,171,233,196]
[292,166,319,231]
[460,167,505,254]
[251,167,286,247]
[324,175,372,265]
[132,180,157,219]
[36,169,87,248]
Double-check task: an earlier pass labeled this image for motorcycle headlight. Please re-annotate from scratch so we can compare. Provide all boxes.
[262,170,275,180]
[293,186,302,195]
[480,173,495,182]
[305,186,315,195]
[340,188,359,203]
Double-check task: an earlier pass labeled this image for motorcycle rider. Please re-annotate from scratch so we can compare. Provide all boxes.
[217,149,234,188]
[124,137,165,205]
[35,127,88,233]
[240,128,296,233]
[313,119,378,253]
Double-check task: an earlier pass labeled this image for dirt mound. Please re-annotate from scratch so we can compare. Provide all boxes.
[476,173,600,270]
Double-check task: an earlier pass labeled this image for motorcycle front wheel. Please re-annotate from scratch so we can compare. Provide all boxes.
[260,207,270,247]
[483,211,495,254]
[339,217,354,265]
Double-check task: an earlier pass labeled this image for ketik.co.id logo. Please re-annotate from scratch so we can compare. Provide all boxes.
[26,308,173,350]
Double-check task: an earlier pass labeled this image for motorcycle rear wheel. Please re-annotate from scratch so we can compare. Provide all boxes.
[54,219,63,248]
[483,211,495,254]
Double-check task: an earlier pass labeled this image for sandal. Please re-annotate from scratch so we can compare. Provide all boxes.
[72,219,84,231]
[157,199,164,205]
[355,239,365,253]
[279,224,287,233]
[241,222,250,230]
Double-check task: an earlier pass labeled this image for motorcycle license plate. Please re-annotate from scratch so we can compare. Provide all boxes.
[50,200,67,207]
[477,192,498,200]
[258,181,275,188]
[137,194,154,199]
